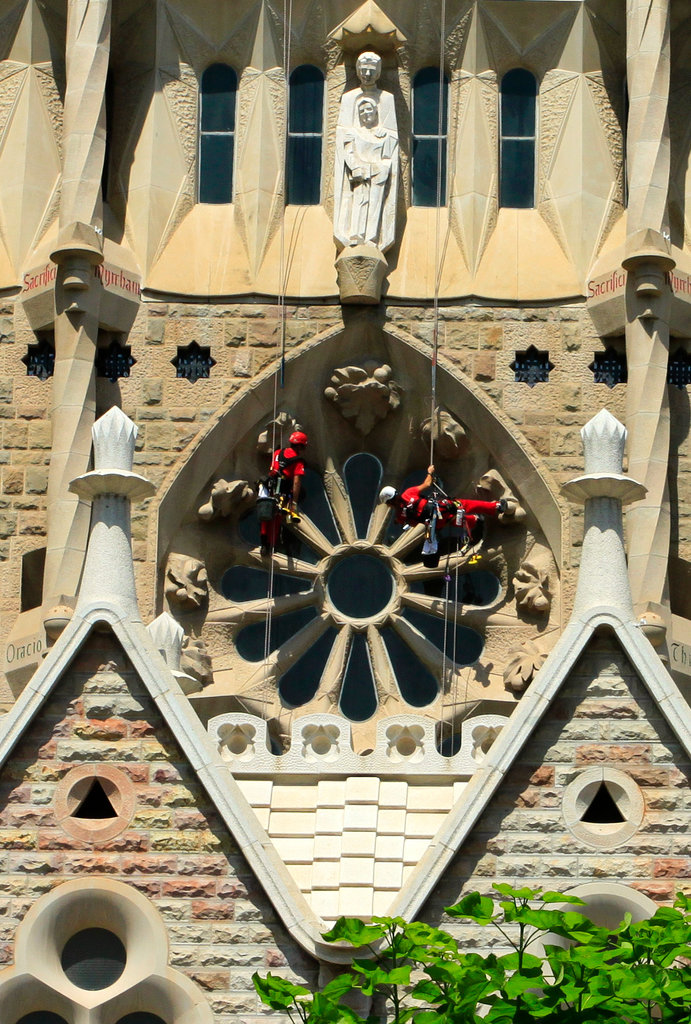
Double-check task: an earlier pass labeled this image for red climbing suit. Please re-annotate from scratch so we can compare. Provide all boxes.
[260,445,306,552]
[395,485,502,533]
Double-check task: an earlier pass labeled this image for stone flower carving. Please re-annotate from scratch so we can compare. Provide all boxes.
[513,561,551,615]
[165,555,208,609]
[503,640,545,694]
[181,636,213,687]
[257,413,303,455]
[421,408,468,460]
[324,361,401,434]
[198,478,254,521]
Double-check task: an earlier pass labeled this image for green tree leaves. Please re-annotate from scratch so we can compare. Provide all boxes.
[253,885,691,1024]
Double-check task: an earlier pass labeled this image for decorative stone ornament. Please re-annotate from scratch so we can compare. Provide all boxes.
[324,360,401,433]
[165,554,208,608]
[147,612,200,694]
[420,408,469,460]
[257,413,303,454]
[503,639,546,694]
[328,1,406,53]
[197,478,254,520]
[513,561,551,615]
[335,242,389,304]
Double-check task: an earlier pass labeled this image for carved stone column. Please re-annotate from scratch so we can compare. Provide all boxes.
[44,0,111,623]
[623,0,674,634]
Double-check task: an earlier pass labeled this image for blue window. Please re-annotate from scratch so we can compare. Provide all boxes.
[500,69,537,208]
[286,64,324,205]
[412,67,448,207]
[199,63,237,204]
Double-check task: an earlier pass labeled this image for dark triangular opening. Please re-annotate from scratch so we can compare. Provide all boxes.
[73,779,118,820]
[580,783,625,824]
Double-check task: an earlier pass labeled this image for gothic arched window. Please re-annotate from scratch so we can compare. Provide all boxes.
[286,64,324,205]
[412,67,449,207]
[199,63,237,204]
[500,68,537,209]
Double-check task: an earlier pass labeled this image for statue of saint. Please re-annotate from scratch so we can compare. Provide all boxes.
[334,52,399,253]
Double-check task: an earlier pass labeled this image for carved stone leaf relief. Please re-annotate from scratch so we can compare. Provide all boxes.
[165,554,209,609]
[181,636,213,688]
[198,479,255,521]
[324,360,401,433]
[513,560,551,615]
[503,639,546,694]
[420,407,468,460]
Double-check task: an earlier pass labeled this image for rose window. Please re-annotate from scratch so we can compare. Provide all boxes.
[221,454,501,724]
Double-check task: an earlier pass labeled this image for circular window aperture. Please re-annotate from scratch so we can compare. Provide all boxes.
[563,768,644,849]
[61,927,126,990]
[327,553,394,619]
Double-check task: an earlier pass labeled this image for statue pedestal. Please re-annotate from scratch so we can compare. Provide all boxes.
[336,244,388,304]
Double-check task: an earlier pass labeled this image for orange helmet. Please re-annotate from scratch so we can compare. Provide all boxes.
[289,430,308,447]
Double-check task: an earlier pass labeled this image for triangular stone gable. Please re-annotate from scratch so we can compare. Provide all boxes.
[417,633,691,936]
[0,627,320,1000]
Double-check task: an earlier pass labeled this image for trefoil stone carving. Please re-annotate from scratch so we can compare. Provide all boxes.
[503,639,546,694]
[513,561,551,615]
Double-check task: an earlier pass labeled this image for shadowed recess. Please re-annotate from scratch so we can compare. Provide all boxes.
[236,607,318,661]
[61,928,126,990]
[73,779,117,820]
[381,627,438,706]
[222,565,312,601]
[402,607,484,665]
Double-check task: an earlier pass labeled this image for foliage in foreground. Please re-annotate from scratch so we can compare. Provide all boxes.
[253,885,691,1024]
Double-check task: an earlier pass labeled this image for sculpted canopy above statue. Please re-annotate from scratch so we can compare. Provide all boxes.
[334,52,399,253]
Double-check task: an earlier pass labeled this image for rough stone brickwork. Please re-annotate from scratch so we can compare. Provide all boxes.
[0,630,318,1023]
[421,634,691,947]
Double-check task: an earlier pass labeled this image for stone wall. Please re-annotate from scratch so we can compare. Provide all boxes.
[421,635,691,948]
[0,630,318,1023]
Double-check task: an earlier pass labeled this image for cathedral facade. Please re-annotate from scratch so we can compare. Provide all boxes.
[0,1,690,1022]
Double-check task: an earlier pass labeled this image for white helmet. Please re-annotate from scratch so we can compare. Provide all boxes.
[379,485,398,504]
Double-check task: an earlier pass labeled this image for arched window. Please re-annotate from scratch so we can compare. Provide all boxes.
[286,65,324,205]
[199,63,237,204]
[500,68,537,208]
[412,67,448,207]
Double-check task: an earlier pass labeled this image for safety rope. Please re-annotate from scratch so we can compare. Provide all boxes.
[428,0,447,474]
[262,0,294,693]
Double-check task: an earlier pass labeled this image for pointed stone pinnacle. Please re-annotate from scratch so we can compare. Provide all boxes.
[148,612,184,672]
[581,408,626,476]
[92,405,138,473]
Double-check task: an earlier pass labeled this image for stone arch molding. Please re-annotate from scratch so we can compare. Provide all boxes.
[0,878,213,1023]
[152,325,565,740]
[155,324,565,572]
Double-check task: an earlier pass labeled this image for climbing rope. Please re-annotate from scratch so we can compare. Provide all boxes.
[262,0,294,698]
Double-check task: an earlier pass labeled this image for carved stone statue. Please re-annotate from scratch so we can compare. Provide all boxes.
[334,52,398,253]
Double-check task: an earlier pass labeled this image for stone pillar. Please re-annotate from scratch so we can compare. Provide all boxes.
[70,407,154,621]
[562,410,646,620]
[623,0,674,632]
[44,0,111,622]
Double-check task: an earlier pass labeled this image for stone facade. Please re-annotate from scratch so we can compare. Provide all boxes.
[0,1,690,1021]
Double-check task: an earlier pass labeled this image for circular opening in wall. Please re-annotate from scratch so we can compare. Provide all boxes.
[395,734,418,758]
[54,764,136,843]
[327,553,394,619]
[563,768,644,849]
[61,927,126,990]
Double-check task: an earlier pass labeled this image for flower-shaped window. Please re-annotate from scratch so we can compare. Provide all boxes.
[223,454,501,723]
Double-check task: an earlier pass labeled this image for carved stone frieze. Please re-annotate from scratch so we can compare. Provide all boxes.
[198,479,255,521]
[165,555,209,609]
[324,360,401,433]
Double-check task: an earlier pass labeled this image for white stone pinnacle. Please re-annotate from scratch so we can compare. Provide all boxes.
[148,613,184,671]
[581,408,627,476]
[70,408,154,621]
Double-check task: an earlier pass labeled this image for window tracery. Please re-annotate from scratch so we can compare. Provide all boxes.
[412,67,448,207]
